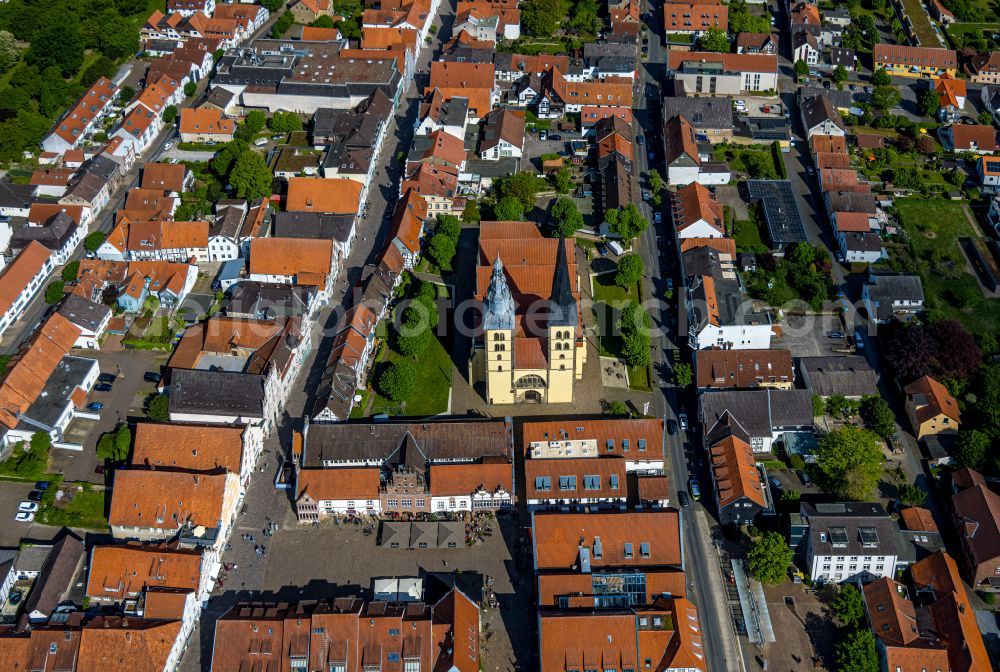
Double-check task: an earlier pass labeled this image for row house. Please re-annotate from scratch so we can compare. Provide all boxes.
[415,89,471,141]
[102,219,210,263]
[400,163,465,218]
[477,107,525,161]
[208,197,268,261]
[0,312,98,449]
[873,44,958,79]
[609,0,641,35]
[166,0,215,16]
[950,468,1000,594]
[664,115,731,186]
[29,168,75,198]
[179,108,235,143]
[667,52,779,95]
[455,0,520,40]
[699,389,814,453]
[534,67,632,117]
[41,77,120,154]
[493,53,570,83]
[707,417,769,526]
[695,348,794,391]
[793,502,900,583]
[248,237,336,302]
[208,590,479,672]
[969,50,1000,85]
[662,0,728,36]
[285,176,363,248]
[293,418,514,519]
[86,542,205,606]
[10,204,88,266]
[685,258,774,350]
[318,89,395,204]
[0,242,53,338]
[672,181,725,240]
[73,258,198,312]
[387,188,430,269]
[57,294,112,349]
[861,271,924,325]
[429,61,498,122]
[141,162,195,196]
[60,154,121,216]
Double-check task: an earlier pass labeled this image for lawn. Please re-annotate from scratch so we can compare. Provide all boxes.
[591,273,652,391]
[734,218,765,251]
[895,198,1000,335]
[175,161,224,221]
[37,479,108,530]
[712,145,781,179]
[369,283,452,417]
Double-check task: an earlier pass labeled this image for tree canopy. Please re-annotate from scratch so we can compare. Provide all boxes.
[728,0,770,33]
[814,426,885,501]
[606,204,648,242]
[377,361,417,402]
[700,27,730,53]
[615,254,644,289]
[522,0,570,36]
[229,151,272,199]
[831,585,865,627]
[859,396,895,440]
[493,195,524,221]
[746,531,793,585]
[551,197,583,237]
[498,172,543,211]
[147,394,169,422]
[834,629,879,672]
[268,111,302,133]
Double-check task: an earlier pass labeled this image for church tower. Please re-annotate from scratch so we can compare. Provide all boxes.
[483,255,516,404]
[546,236,577,403]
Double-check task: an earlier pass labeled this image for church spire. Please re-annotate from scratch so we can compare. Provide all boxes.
[548,235,577,328]
[483,255,515,331]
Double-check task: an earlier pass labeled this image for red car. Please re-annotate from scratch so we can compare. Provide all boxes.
[94,465,106,475]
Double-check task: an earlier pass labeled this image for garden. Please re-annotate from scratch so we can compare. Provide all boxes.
[591,267,652,391]
[369,277,452,417]
[712,143,783,179]
[893,198,1000,335]
[744,243,834,311]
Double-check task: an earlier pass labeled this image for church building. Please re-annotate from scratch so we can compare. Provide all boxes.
[475,221,586,404]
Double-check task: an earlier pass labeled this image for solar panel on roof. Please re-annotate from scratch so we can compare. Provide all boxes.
[985,159,1000,172]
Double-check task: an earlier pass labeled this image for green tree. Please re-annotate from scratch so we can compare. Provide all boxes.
[377,360,417,401]
[119,85,136,105]
[551,197,583,237]
[746,531,793,585]
[335,18,362,40]
[184,81,197,98]
[229,151,272,199]
[835,629,879,672]
[435,214,461,241]
[872,68,892,86]
[271,11,294,38]
[919,88,940,117]
[674,362,693,387]
[615,254,644,288]
[395,319,431,356]
[462,200,481,223]
[729,0,771,32]
[26,14,83,77]
[523,0,570,36]
[648,169,662,193]
[553,167,574,194]
[79,55,117,87]
[427,233,457,272]
[493,195,524,221]
[812,394,826,417]
[0,30,21,73]
[622,330,651,368]
[243,110,266,135]
[98,15,139,59]
[890,165,922,189]
[162,105,178,124]
[794,59,810,78]
[831,584,865,627]
[44,281,64,304]
[859,396,895,440]
[610,203,648,242]
[833,65,848,84]
[61,261,80,284]
[147,394,169,421]
[700,27,730,52]
[955,429,990,470]
[310,15,337,28]
[899,483,927,507]
[268,111,302,133]
[499,172,542,211]
[260,0,286,11]
[212,139,251,180]
[978,111,994,126]
[84,232,107,253]
[814,426,885,501]
[602,399,630,416]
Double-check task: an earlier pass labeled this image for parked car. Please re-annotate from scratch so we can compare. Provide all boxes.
[27,490,43,502]
[854,327,866,350]
[596,243,608,256]
[272,134,284,140]
[163,141,173,150]
[677,490,691,507]
[636,135,644,145]
[667,419,678,435]
[253,137,268,147]
[143,371,162,383]
[647,151,655,161]
[97,373,116,383]
[95,465,106,476]
[549,134,562,141]
[806,166,815,176]
[829,330,844,339]
[18,502,38,513]
[678,413,688,430]
[14,512,34,523]
[767,474,782,490]
[796,469,812,486]
[666,278,674,292]
[688,478,701,500]
[94,383,113,393]
[35,481,50,490]
[654,212,663,224]
[539,130,547,140]
[86,402,104,413]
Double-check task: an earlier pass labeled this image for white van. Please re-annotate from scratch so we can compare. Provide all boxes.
[607,240,625,256]
[253,137,268,147]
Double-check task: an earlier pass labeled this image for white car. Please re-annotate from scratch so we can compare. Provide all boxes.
[163,141,173,150]
[678,413,689,431]
[15,512,34,523]
[18,501,38,513]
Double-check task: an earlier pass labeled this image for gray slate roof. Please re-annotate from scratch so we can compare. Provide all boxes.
[799,355,878,397]
[800,502,900,559]
[701,389,814,439]
[303,419,513,468]
[662,97,734,131]
[168,368,266,418]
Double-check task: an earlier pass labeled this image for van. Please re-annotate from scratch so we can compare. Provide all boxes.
[607,240,625,255]
[253,137,268,147]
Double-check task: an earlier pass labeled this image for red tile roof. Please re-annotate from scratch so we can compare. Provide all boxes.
[904,375,960,424]
[534,510,682,569]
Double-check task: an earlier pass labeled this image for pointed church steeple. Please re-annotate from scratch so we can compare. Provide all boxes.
[483,255,516,331]
[548,235,577,328]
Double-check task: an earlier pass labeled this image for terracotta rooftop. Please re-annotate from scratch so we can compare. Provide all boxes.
[131,422,245,473]
[904,375,960,424]
[108,470,230,531]
[86,543,202,599]
[533,510,682,569]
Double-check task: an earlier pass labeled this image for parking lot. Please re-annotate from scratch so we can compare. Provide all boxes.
[0,480,62,547]
[773,313,850,358]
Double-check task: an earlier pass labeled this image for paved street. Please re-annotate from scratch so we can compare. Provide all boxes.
[174,5,455,671]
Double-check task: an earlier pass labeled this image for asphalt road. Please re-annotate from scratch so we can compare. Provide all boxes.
[632,5,746,671]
